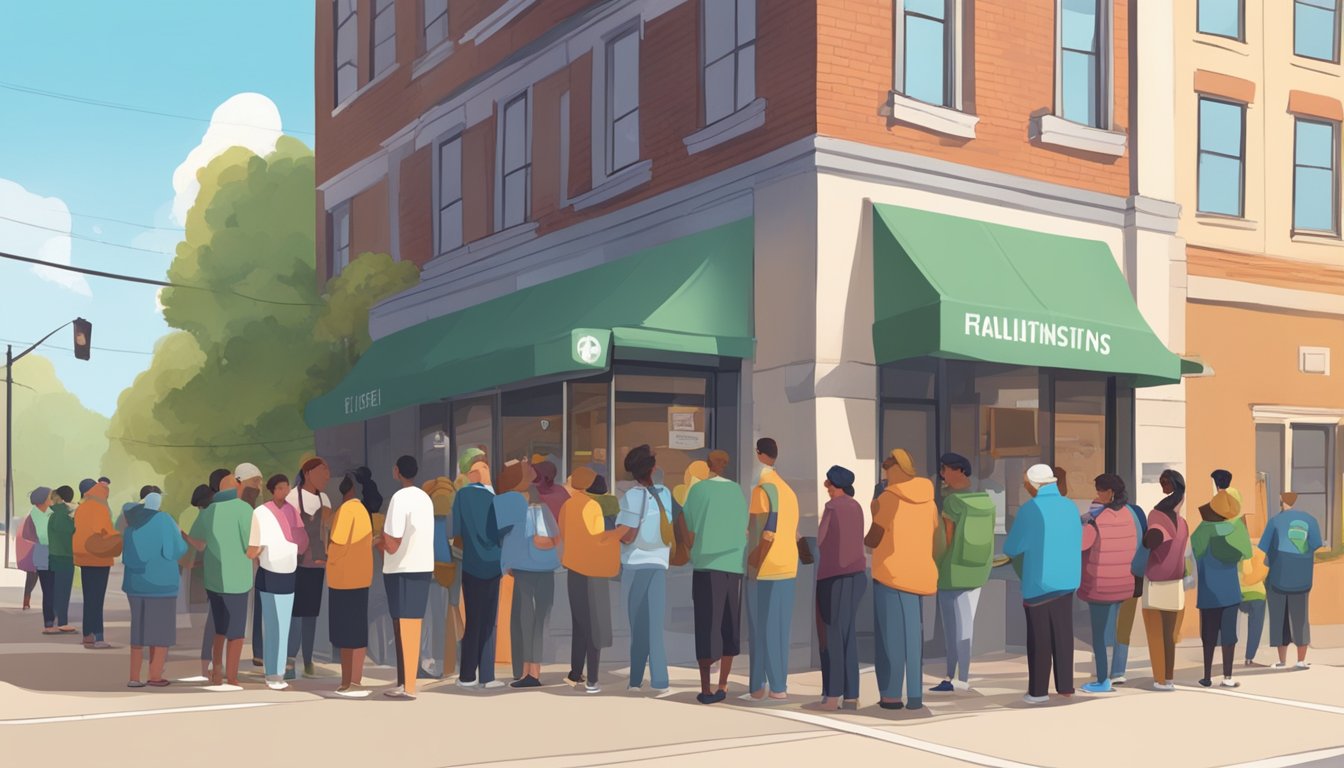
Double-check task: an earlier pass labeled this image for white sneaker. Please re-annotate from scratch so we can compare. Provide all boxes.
[585,683,601,695]
[652,687,673,698]
[1295,662,1312,670]
[483,680,506,689]
[383,686,416,700]
[1221,678,1240,688]
[952,680,972,692]
[334,686,370,699]
[628,686,644,693]
[1271,662,1291,670]
[456,679,480,690]
[1152,682,1176,691]
[265,678,289,691]
[1111,676,1126,685]
[1022,694,1049,705]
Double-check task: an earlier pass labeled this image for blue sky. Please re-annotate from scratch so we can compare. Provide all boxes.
[0,1,314,416]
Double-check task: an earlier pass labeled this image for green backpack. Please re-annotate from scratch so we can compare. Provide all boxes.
[941,491,997,590]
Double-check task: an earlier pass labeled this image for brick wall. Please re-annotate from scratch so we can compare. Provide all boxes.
[398,145,433,266]
[349,179,391,259]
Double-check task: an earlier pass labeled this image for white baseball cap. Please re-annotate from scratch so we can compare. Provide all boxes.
[1026,464,1057,486]
[235,462,263,481]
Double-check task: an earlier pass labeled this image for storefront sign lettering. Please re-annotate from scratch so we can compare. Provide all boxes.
[344,388,382,415]
[963,312,1111,356]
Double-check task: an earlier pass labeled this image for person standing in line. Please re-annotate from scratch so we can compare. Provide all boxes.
[1239,492,1271,668]
[495,460,560,689]
[930,453,996,694]
[1077,474,1140,694]
[286,458,333,680]
[677,450,749,705]
[868,449,942,711]
[1260,491,1324,670]
[1141,469,1190,691]
[744,438,799,703]
[532,460,570,525]
[559,467,622,694]
[328,473,375,698]
[1004,464,1082,705]
[248,474,307,690]
[47,486,78,634]
[614,445,674,696]
[24,488,55,632]
[423,476,459,680]
[815,466,866,710]
[1191,490,1251,688]
[454,451,505,690]
[18,495,38,613]
[181,481,220,683]
[377,456,436,700]
[1108,495,1149,686]
[122,491,187,688]
[187,468,256,690]
[73,478,118,649]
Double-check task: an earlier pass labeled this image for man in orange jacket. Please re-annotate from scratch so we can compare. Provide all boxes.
[73,478,118,649]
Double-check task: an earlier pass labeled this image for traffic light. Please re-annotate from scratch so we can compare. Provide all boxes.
[73,318,92,360]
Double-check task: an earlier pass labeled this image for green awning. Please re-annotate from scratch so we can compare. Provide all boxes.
[306,218,754,429]
[872,204,1184,386]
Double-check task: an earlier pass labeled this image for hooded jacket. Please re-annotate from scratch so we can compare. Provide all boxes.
[121,497,188,597]
[1079,504,1139,604]
[47,503,76,564]
[1004,483,1082,602]
[73,484,117,568]
[870,476,940,595]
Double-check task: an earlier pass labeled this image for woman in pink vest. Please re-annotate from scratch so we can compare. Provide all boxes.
[1079,474,1139,694]
[1142,469,1189,690]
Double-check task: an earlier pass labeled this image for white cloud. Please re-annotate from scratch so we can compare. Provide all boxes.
[0,179,91,296]
[154,286,166,315]
[171,93,284,225]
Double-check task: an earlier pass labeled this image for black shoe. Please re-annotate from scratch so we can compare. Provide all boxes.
[417,666,440,680]
[696,692,718,705]
[1199,678,1212,688]
[566,672,585,685]
[879,701,905,710]
[511,676,542,689]
[713,690,727,703]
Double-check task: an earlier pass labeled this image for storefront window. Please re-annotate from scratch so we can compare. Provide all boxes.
[366,414,394,498]
[501,384,564,470]
[568,379,611,484]
[1053,378,1108,508]
[452,396,495,479]
[614,369,711,495]
[419,403,451,481]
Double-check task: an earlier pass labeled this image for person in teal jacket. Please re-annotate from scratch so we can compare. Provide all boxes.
[122,492,188,687]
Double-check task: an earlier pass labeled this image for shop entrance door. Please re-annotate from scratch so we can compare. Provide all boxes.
[1256,424,1285,520]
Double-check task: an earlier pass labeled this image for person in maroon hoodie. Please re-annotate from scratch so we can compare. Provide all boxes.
[1079,474,1139,694]
[815,465,866,711]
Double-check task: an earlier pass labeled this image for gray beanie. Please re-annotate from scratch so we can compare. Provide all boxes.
[29,487,51,506]
[78,478,97,496]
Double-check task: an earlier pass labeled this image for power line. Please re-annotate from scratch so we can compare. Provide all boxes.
[67,211,185,233]
[0,249,323,308]
[0,337,152,356]
[0,214,176,256]
[108,434,313,449]
[0,80,315,137]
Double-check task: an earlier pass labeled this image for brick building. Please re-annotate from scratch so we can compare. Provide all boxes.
[307,0,1199,668]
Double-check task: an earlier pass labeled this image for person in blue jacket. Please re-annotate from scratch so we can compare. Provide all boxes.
[122,492,188,688]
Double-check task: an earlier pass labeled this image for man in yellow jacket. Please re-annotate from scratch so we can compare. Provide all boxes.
[1235,474,1271,667]
[73,479,117,649]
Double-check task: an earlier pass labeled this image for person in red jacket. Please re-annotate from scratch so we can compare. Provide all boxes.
[1079,474,1139,694]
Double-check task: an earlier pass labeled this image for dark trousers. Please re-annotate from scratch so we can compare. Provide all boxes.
[1241,599,1266,660]
[1200,606,1235,680]
[1024,594,1075,698]
[36,570,55,627]
[568,572,602,684]
[252,589,264,661]
[81,565,110,641]
[460,573,500,684]
[818,572,865,700]
[53,568,73,626]
[287,617,317,665]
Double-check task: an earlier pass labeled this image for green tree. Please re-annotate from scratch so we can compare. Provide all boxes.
[103,138,417,507]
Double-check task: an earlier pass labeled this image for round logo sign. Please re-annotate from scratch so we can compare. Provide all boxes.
[576,334,602,365]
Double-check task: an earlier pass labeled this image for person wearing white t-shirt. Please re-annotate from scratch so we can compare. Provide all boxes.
[376,455,435,700]
[247,474,307,689]
[285,458,333,680]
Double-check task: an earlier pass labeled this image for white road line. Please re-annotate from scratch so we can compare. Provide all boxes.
[1220,745,1344,768]
[1174,683,1344,716]
[0,702,277,725]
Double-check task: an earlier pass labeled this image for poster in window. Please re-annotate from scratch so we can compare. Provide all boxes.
[668,406,704,450]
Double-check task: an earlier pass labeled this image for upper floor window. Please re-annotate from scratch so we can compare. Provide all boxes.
[606,28,641,175]
[329,202,351,277]
[895,0,956,108]
[371,0,397,77]
[703,0,756,126]
[333,0,359,104]
[436,135,464,254]
[1197,96,1246,217]
[501,93,531,230]
[1058,0,1107,128]
[1294,118,1339,234]
[1197,0,1243,41]
[1295,0,1340,62]
[424,0,450,52]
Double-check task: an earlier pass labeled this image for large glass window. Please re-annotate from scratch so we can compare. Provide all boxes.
[329,202,351,277]
[1197,0,1243,40]
[703,0,756,125]
[501,93,530,230]
[333,0,359,104]
[436,135,463,254]
[1059,0,1104,128]
[501,385,563,472]
[898,0,953,108]
[568,380,611,487]
[1291,425,1333,543]
[606,28,641,175]
[1197,97,1246,217]
[371,0,396,78]
[452,396,495,480]
[1053,378,1108,507]
[1294,119,1338,234]
[615,371,712,497]
[1295,0,1340,63]
[419,403,451,481]
[423,0,449,52]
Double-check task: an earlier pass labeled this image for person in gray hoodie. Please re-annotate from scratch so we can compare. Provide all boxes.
[122,492,188,687]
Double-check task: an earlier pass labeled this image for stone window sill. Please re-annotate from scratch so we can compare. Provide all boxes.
[1195,213,1257,231]
[887,91,978,139]
[570,160,653,211]
[332,63,400,117]
[424,221,540,277]
[683,98,767,155]
[1292,231,1343,246]
[1194,35,1251,57]
[1030,114,1126,157]
[412,41,455,81]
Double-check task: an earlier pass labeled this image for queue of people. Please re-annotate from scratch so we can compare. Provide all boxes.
[17,448,1324,709]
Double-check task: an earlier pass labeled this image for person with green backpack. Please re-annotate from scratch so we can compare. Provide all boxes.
[929,453,996,694]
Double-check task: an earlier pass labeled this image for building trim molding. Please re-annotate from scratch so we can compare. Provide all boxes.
[460,0,538,46]
[1187,275,1344,316]
[684,98,768,154]
[1251,405,1344,425]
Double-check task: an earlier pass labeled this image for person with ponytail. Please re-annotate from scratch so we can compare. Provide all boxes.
[1141,469,1190,690]
[328,472,374,697]
[286,457,333,679]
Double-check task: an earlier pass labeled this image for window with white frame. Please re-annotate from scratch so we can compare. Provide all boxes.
[895,0,956,108]
[329,203,351,276]
[1197,96,1245,217]
[424,0,450,52]
[1257,418,1338,547]
[1058,0,1107,128]
[1295,0,1340,63]
[371,0,397,77]
[703,0,756,126]
[606,28,640,175]
[1197,0,1243,40]
[436,135,463,255]
[501,93,531,230]
[334,0,359,104]
[1294,118,1339,234]
[1292,425,1334,540]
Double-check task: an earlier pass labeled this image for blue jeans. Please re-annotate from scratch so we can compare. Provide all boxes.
[873,582,923,703]
[937,588,980,683]
[1087,601,1121,683]
[748,578,795,694]
[626,568,668,689]
[1242,598,1266,660]
[260,591,295,678]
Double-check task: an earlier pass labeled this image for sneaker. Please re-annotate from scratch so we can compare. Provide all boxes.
[905,700,924,710]
[1022,694,1049,705]
[383,686,417,699]
[585,683,601,695]
[1198,678,1212,688]
[127,680,146,688]
[147,679,170,688]
[304,663,317,678]
[930,680,955,693]
[266,678,289,691]
[1245,660,1266,668]
[879,700,905,710]
[1295,662,1312,670]
[566,672,585,685]
[456,678,480,690]
[511,676,542,689]
[252,658,264,667]
[1081,681,1113,694]
[284,667,297,681]
[483,680,506,690]
[652,687,673,698]
[696,692,719,705]
[1221,678,1240,688]
[417,666,440,680]
[334,686,370,699]
[1152,682,1176,691]
[91,641,112,650]
[1271,662,1291,670]
[952,680,972,692]
[1111,676,1127,685]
